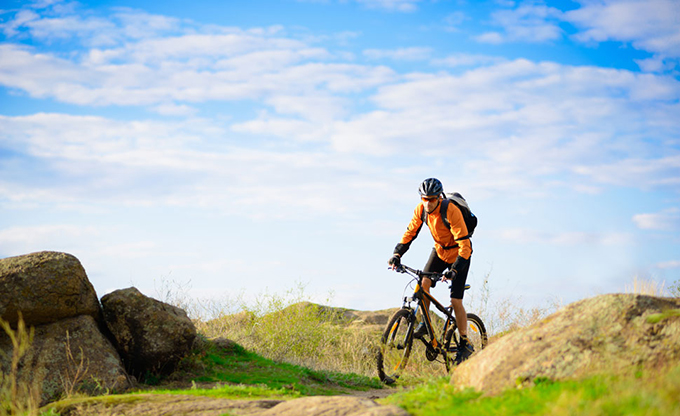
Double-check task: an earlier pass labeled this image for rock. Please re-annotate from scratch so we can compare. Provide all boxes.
[0,251,101,327]
[211,337,239,353]
[451,293,680,394]
[0,314,131,404]
[46,394,410,416]
[258,396,410,416]
[101,287,197,378]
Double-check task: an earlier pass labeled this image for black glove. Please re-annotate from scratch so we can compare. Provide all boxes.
[444,269,456,281]
[388,254,401,267]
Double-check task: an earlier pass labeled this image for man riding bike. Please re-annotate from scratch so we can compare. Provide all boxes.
[388,178,474,364]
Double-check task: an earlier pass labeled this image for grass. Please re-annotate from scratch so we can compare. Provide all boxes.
[195,283,382,378]
[163,336,382,397]
[1,314,40,416]
[383,366,680,416]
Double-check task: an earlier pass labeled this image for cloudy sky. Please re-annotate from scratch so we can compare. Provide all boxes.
[1,0,679,314]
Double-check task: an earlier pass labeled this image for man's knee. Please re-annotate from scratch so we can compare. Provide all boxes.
[450,298,465,311]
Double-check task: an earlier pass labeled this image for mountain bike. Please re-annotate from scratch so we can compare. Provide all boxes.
[377,263,488,384]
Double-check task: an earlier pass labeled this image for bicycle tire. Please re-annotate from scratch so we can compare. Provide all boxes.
[377,308,415,384]
[465,313,488,351]
[445,313,488,356]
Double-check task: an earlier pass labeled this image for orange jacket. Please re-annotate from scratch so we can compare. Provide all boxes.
[396,200,472,264]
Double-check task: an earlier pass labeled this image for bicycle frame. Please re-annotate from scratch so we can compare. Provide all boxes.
[398,265,455,354]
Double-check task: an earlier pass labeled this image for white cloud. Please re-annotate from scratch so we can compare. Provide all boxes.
[443,11,467,32]
[632,208,680,231]
[566,0,680,59]
[432,53,505,68]
[363,47,433,61]
[656,260,680,269]
[498,228,632,246]
[476,3,564,44]
[356,0,423,12]
[0,224,101,256]
[0,37,394,113]
[152,103,198,117]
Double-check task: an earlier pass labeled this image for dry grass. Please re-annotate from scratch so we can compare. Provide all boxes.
[625,275,668,296]
[193,283,380,377]
[0,314,40,416]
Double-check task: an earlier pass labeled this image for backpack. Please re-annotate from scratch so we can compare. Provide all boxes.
[421,192,477,241]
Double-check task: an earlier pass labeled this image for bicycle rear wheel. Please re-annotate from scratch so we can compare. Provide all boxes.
[465,313,488,351]
[445,313,488,356]
[377,308,415,384]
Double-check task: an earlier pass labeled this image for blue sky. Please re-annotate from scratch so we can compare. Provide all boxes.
[1,0,679,316]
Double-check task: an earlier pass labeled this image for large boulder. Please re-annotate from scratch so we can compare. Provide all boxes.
[452,294,680,394]
[101,287,197,378]
[0,251,101,327]
[0,314,131,404]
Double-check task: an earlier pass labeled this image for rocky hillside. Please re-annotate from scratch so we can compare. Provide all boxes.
[452,293,680,394]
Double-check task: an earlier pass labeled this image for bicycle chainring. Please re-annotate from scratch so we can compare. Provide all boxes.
[425,344,438,361]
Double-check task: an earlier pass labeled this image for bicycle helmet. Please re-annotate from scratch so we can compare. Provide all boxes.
[418,178,443,197]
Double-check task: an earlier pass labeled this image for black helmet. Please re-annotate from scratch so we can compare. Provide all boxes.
[418,178,443,197]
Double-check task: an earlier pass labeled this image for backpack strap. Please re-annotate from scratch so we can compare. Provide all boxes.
[437,199,460,250]
[439,199,451,230]
[444,198,472,242]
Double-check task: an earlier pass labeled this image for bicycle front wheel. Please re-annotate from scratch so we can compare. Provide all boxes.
[377,308,415,384]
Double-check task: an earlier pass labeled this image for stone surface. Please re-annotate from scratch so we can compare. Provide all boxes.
[257,396,410,416]
[0,314,131,404]
[47,394,410,416]
[451,293,680,394]
[101,287,197,377]
[0,251,101,327]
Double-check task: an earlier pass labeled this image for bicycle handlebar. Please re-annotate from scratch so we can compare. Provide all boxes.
[390,264,445,282]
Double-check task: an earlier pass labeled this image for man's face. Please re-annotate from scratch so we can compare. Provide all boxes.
[422,195,441,214]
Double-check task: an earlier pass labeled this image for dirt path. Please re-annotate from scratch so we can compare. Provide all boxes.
[47,393,409,416]
[346,387,402,400]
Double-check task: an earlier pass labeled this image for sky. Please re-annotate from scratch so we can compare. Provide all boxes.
[0,0,679,317]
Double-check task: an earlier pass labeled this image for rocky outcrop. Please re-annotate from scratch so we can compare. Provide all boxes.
[0,251,101,327]
[0,315,131,403]
[0,251,133,404]
[101,287,197,378]
[452,293,680,394]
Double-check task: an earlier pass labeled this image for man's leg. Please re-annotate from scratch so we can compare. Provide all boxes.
[415,249,448,339]
[450,298,467,337]
[422,276,433,318]
[449,255,473,363]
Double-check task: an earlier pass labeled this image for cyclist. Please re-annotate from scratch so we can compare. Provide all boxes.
[388,178,474,364]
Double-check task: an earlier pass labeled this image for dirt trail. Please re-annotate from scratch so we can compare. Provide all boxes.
[48,393,409,416]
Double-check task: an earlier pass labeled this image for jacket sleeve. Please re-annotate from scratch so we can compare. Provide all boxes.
[394,204,425,256]
[446,203,472,261]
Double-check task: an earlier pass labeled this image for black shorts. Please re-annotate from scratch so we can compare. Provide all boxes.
[423,248,470,300]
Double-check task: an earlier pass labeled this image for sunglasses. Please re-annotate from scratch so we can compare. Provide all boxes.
[421,196,438,202]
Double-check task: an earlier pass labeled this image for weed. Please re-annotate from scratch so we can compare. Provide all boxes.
[59,331,89,399]
[625,275,667,297]
[669,279,680,298]
[0,314,39,416]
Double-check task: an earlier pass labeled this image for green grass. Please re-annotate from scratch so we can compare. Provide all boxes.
[155,337,382,398]
[383,366,680,416]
